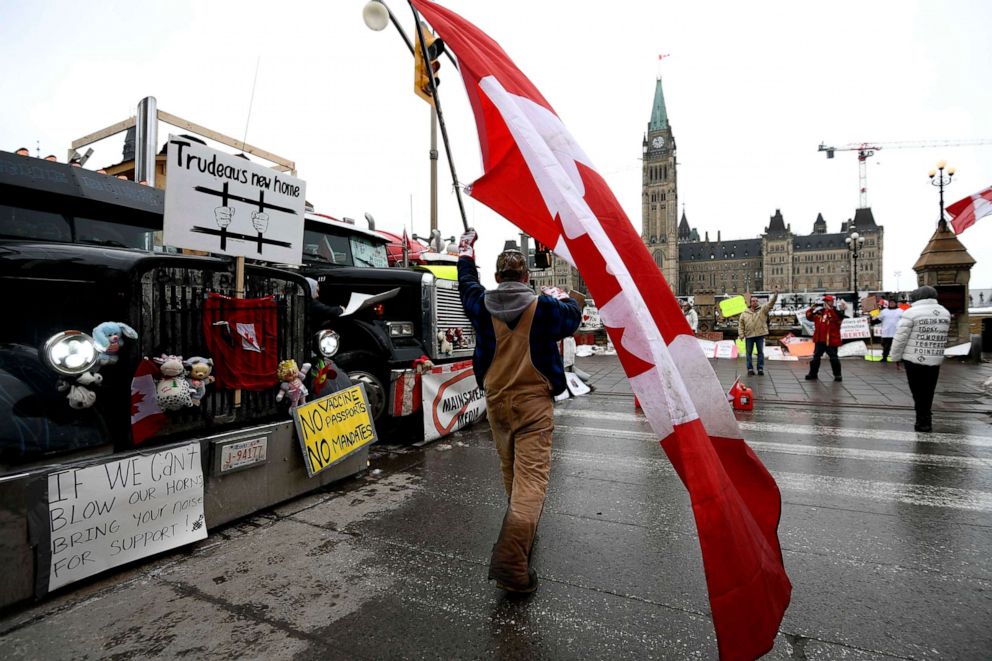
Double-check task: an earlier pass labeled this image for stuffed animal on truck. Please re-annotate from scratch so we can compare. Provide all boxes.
[56,371,103,409]
[152,354,193,411]
[184,356,215,406]
[92,321,138,365]
[276,359,312,411]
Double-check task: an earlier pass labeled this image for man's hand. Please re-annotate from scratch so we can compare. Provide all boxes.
[541,286,569,300]
[214,206,235,229]
[457,229,477,259]
[251,211,269,233]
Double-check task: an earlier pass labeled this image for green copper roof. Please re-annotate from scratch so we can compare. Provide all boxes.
[648,77,668,132]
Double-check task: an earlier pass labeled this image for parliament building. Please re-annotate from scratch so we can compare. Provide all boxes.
[530,78,884,298]
[640,77,883,297]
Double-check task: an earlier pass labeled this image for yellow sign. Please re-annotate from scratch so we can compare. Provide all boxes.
[293,384,377,477]
[719,295,748,318]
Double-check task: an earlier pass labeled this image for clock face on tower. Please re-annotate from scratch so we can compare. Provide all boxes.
[652,136,665,149]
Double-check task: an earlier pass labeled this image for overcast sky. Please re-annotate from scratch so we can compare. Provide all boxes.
[2,0,989,292]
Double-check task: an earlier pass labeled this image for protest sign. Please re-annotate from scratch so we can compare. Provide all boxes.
[715,340,738,359]
[294,384,376,478]
[840,317,871,340]
[786,340,815,357]
[763,346,784,359]
[556,370,593,401]
[423,361,486,442]
[837,341,867,358]
[46,442,207,591]
[696,338,717,358]
[719,296,747,318]
[164,136,306,264]
[944,343,971,357]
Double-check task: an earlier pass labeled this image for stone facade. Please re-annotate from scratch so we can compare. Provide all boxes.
[677,208,884,296]
[525,78,886,300]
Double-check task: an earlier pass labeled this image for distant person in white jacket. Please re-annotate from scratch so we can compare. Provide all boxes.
[682,301,699,334]
[889,286,951,433]
[874,298,904,363]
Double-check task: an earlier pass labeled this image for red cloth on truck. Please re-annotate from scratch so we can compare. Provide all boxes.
[203,293,279,390]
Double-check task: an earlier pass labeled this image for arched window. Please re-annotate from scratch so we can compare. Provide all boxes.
[654,250,664,268]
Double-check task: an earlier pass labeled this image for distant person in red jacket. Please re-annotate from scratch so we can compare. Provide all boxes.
[804,295,847,382]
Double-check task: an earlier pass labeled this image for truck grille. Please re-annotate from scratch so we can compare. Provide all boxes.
[129,264,309,440]
[431,279,475,360]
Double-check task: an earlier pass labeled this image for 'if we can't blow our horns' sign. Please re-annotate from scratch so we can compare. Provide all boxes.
[163,136,306,265]
[46,442,207,591]
[294,384,377,478]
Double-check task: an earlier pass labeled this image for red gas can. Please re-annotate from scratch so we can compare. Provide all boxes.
[728,378,754,411]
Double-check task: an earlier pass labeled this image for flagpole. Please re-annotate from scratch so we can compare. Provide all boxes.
[408,1,470,231]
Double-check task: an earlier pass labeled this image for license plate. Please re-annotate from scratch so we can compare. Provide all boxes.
[219,437,267,472]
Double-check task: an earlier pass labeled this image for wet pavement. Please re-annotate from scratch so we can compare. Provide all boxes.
[1,355,990,659]
[579,352,992,413]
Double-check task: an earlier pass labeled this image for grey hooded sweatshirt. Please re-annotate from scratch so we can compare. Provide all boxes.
[484,282,537,327]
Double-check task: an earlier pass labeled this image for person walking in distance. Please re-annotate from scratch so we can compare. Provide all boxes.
[805,295,847,381]
[875,297,904,363]
[738,285,779,376]
[682,301,699,334]
[889,286,951,432]
[457,230,582,593]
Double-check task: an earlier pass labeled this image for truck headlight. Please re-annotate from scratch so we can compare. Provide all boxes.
[43,331,99,376]
[315,330,340,357]
[386,321,415,338]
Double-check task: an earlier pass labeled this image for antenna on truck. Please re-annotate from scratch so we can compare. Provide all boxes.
[241,56,261,153]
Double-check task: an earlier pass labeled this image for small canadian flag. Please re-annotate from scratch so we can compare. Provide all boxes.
[131,358,166,445]
[946,184,992,235]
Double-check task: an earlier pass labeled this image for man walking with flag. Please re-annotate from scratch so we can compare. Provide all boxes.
[411,1,790,655]
[457,229,581,593]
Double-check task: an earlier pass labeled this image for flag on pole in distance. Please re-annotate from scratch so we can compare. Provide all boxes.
[409,2,791,658]
[946,185,992,235]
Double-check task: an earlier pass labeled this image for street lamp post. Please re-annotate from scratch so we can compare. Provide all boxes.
[363,0,469,233]
[845,222,865,316]
[928,160,955,227]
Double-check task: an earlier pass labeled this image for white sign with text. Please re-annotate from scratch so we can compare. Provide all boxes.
[47,443,207,590]
[840,317,871,340]
[164,136,306,264]
[422,361,486,442]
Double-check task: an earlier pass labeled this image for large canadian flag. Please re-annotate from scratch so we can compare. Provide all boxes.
[411,2,791,658]
[946,185,992,235]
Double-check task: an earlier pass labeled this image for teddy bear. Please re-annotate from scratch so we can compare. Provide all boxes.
[56,371,103,409]
[92,322,138,365]
[184,356,215,406]
[152,354,193,411]
[438,330,453,355]
[276,359,312,410]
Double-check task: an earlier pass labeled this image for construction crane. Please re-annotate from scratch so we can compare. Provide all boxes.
[818,139,992,208]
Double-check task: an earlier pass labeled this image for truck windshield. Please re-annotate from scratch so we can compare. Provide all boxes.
[0,204,156,250]
[302,228,388,268]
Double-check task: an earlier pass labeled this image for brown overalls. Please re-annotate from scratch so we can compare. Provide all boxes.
[485,300,555,588]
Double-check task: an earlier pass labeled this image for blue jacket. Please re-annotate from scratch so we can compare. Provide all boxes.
[458,256,581,396]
